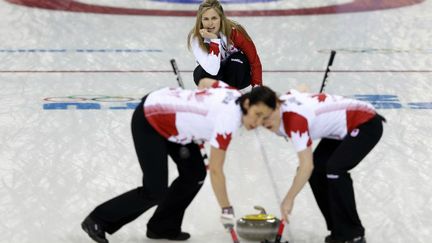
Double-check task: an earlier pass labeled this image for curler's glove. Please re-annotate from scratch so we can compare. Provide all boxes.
[220,206,235,229]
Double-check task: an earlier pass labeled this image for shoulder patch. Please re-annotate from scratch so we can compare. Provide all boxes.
[215,132,232,150]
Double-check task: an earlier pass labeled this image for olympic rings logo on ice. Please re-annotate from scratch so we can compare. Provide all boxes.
[43,95,140,103]
[42,94,432,110]
[43,95,141,110]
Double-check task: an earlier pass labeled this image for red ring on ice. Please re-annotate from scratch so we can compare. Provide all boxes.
[5,0,425,16]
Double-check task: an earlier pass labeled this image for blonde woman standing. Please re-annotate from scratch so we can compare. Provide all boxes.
[188,0,262,91]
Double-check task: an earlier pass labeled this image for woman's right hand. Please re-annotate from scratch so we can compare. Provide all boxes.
[200,28,218,39]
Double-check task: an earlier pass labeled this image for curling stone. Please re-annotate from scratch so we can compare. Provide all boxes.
[236,206,280,241]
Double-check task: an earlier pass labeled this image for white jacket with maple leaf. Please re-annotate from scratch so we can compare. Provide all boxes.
[190,28,262,86]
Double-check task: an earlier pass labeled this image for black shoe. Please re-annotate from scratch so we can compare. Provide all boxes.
[325,235,366,243]
[81,216,109,243]
[146,229,190,241]
[325,235,339,243]
[345,236,366,243]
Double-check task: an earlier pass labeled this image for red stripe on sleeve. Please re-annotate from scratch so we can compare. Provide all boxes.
[230,28,262,86]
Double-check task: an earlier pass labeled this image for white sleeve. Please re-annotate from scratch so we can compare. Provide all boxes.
[210,119,236,151]
[191,37,221,75]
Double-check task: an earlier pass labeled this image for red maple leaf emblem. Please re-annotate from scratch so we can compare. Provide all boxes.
[312,93,327,102]
[283,112,312,147]
[209,42,220,56]
[215,132,232,150]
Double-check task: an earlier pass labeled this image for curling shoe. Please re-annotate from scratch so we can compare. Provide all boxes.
[325,235,366,243]
[146,229,190,241]
[81,216,109,243]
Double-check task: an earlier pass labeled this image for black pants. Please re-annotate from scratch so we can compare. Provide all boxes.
[89,97,206,236]
[193,51,251,89]
[309,114,384,240]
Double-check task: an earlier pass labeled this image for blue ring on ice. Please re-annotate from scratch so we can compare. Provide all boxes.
[152,0,277,4]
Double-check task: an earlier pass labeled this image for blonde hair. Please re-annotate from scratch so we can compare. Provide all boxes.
[187,0,252,52]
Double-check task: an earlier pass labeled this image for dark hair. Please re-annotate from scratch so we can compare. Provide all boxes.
[236,86,277,114]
